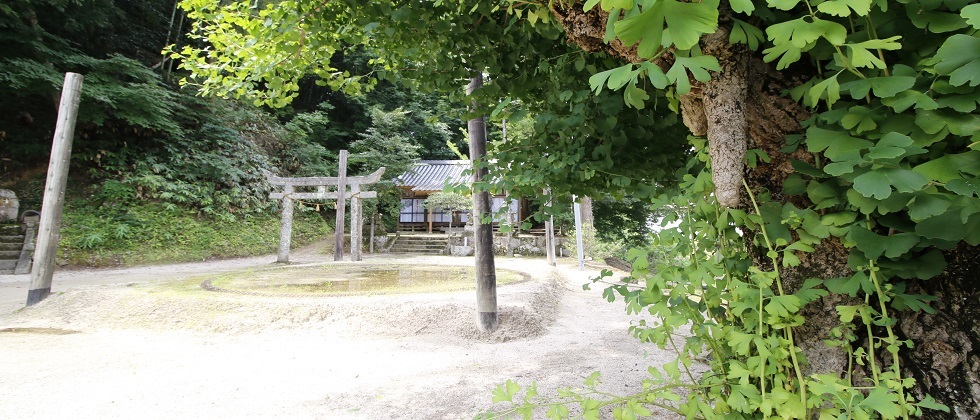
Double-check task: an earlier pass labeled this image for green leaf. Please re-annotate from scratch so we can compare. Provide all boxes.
[638,62,670,88]
[916,395,951,413]
[816,0,872,17]
[913,156,960,182]
[666,56,721,95]
[947,178,980,197]
[882,90,940,112]
[849,225,888,259]
[908,7,968,33]
[607,64,638,90]
[765,295,802,318]
[853,171,892,199]
[583,0,603,12]
[879,249,947,279]
[600,0,635,11]
[883,168,928,193]
[841,106,878,133]
[765,17,848,68]
[730,0,755,15]
[934,34,980,87]
[836,305,859,322]
[614,0,720,56]
[730,19,765,50]
[883,233,921,259]
[805,127,873,162]
[915,211,968,242]
[908,194,952,221]
[624,84,650,109]
[492,380,522,403]
[826,272,866,297]
[768,0,802,11]
[964,4,980,29]
[839,76,916,100]
[859,388,902,418]
[808,75,841,108]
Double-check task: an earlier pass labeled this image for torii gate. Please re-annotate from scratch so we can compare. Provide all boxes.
[266,150,384,263]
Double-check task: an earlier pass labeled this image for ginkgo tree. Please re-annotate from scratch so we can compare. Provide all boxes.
[169,0,979,417]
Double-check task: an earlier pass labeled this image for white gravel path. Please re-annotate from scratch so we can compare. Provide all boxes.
[0,246,686,419]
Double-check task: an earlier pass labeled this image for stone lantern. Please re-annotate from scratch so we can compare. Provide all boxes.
[0,190,18,223]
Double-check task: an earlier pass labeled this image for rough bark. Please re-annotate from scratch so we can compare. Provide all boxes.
[550,3,980,416]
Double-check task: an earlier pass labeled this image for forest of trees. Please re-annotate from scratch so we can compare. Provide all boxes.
[2,0,978,418]
[0,0,492,263]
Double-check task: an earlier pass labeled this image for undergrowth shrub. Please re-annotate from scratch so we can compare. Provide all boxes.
[59,202,330,267]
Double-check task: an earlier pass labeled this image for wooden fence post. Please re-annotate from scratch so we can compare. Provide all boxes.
[27,73,83,306]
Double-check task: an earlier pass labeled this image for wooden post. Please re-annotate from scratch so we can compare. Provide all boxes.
[544,189,556,267]
[27,73,83,306]
[468,74,498,332]
[428,206,433,234]
[277,184,294,263]
[369,213,376,254]
[333,150,348,261]
[573,195,585,271]
[350,184,362,261]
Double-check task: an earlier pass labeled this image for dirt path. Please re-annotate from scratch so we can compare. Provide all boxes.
[0,248,684,419]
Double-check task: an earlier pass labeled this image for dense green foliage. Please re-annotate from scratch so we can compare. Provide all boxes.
[1,0,476,265]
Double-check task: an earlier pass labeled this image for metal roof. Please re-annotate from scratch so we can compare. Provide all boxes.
[395,160,471,193]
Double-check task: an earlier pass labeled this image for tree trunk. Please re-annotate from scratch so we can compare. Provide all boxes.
[468,74,498,332]
[550,4,980,416]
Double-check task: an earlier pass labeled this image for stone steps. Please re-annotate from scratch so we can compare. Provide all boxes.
[0,224,25,274]
[388,236,448,255]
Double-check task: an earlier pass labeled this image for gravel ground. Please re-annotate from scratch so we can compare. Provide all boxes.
[0,245,687,419]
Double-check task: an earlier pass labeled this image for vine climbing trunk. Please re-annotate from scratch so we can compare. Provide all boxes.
[468,74,498,333]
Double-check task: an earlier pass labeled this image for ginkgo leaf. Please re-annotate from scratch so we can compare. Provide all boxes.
[665,56,721,95]
[730,0,755,15]
[808,75,841,108]
[964,4,980,30]
[614,0,719,56]
[816,0,871,17]
[934,34,980,87]
[839,76,916,99]
[806,127,873,162]
[730,18,765,50]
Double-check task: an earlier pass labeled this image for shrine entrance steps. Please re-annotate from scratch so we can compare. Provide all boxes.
[0,224,25,274]
[388,235,449,255]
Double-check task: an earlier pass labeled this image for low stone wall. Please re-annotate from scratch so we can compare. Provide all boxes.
[367,232,570,257]
[448,233,569,257]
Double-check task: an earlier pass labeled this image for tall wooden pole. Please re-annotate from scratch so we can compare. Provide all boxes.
[333,150,348,261]
[369,213,376,254]
[468,74,498,332]
[27,73,83,306]
[544,189,556,267]
[277,185,294,263]
[350,184,362,261]
[573,195,585,271]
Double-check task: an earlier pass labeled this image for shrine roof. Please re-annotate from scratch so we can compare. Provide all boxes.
[394,160,470,193]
